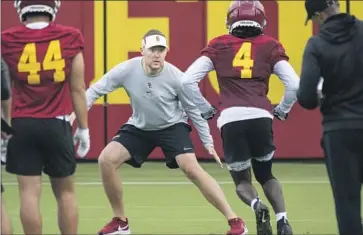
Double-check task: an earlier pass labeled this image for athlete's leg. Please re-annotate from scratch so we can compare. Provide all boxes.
[97,125,155,235]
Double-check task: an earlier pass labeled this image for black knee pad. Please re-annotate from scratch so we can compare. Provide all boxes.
[252,159,275,185]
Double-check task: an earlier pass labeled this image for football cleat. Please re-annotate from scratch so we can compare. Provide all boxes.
[254,201,273,235]
[227,218,248,235]
[277,218,293,235]
[97,217,130,235]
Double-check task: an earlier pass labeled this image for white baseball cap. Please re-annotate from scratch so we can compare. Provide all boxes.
[142,34,168,49]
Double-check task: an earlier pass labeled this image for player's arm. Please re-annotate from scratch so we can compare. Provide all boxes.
[86,62,128,110]
[69,52,88,129]
[271,43,300,120]
[181,56,215,115]
[69,51,91,158]
[297,38,321,110]
[273,60,300,113]
[1,58,11,125]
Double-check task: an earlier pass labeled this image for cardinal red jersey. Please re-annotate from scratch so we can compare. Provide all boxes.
[1,23,84,118]
[201,34,288,112]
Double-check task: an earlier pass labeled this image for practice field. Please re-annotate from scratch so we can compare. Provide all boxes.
[1,162,354,234]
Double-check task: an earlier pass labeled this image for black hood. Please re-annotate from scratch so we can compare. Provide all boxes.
[319,13,357,44]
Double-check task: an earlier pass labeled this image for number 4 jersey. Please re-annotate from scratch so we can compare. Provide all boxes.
[201,34,288,112]
[1,22,84,118]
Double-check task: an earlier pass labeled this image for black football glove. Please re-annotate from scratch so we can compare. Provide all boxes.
[1,118,14,135]
[201,105,218,120]
[273,106,288,121]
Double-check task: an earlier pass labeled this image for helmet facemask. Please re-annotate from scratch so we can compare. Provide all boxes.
[14,0,61,22]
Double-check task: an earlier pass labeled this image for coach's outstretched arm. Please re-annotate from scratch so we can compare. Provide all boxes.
[177,82,214,149]
[180,57,223,167]
[85,61,129,110]
[181,56,215,114]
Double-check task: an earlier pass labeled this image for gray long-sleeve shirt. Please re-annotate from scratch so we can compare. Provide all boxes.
[86,57,214,147]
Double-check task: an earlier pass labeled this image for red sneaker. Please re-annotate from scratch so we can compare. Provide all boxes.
[227,218,248,235]
[97,217,130,235]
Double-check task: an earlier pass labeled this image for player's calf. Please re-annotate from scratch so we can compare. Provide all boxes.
[228,160,261,209]
[50,176,78,235]
[233,168,259,205]
[230,165,271,235]
[1,196,12,235]
[252,158,292,232]
[17,175,42,235]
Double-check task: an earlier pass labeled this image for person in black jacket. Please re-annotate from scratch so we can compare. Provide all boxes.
[1,58,12,137]
[298,0,363,234]
[1,57,13,235]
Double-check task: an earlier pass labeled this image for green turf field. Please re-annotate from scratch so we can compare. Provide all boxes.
[1,162,352,234]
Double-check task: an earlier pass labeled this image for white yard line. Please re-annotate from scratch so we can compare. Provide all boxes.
[2,180,330,186]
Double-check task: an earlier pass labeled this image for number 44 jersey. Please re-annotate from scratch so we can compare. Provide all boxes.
[1,22,84,118]
[202,34,288,112]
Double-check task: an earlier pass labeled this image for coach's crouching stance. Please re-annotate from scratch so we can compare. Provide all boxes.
[71,29,248,235]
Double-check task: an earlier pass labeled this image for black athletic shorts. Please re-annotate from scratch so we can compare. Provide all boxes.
[6,118,76,177]
[221,118,275,166]
[112,123,195,169]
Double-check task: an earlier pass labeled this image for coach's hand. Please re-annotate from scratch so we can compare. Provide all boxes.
[206,146,223,169]
[73,128,90,158]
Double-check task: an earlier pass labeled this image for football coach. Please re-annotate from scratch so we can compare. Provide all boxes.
[297,0,363,234]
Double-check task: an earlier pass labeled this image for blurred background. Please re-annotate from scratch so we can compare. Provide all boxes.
[1,1,363,234]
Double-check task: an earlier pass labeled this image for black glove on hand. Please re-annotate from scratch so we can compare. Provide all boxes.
[201,105,218,120]
[273,106,288,121]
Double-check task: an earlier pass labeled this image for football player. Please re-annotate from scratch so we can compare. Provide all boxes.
[1,1,90,234]
[181,1,299,235]
[73,29,247,235]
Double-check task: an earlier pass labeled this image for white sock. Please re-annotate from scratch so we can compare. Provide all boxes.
[276,212,287,221]
[250,198,259,211]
